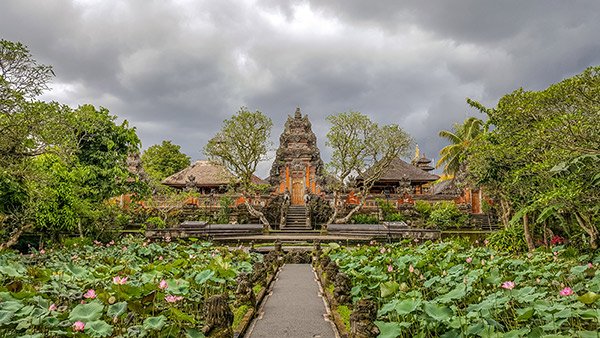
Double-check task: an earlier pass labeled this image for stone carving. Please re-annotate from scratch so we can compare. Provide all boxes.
[202,294,233,338]
[333,272,352,305]
[234,273,256,308]
[349,299,380,338]
[324,260,339,282]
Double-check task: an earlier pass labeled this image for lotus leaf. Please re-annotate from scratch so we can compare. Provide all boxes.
[424,302,453,321]
[68,301,104,322]
[107,301,127,318]
[143,315,166,331]
[185,328,206,338]
[195,269,215,284]
[85,320,113,337]
[375,321,407,338]
[578,291,600,305]
[380,281,399,298]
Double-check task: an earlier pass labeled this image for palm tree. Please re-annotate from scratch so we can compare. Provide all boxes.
[437,117,484,177]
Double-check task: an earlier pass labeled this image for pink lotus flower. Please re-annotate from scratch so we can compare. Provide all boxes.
[483,239,489,246]
[560,287,573,296]
[122,246,127,251]
[73,321,85,332]
[409,265,415,273]
[588,263,594,268]
[40,249,46,254]
[165,295,183,303]
[553,251,558,256]
[49,303,57,311]
[466,257,473,263]
[83,289,96,299]
[380,247,386,254]
[501,281,515,290]
[481,259,486,266]
[159,279,168,290]
[113,276,128,285]
[158,256,164,261]
[387,265,393,272]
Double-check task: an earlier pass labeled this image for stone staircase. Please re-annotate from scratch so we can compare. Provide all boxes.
[282,205,311,230]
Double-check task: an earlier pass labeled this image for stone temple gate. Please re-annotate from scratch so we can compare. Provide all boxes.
[269,108,325,206]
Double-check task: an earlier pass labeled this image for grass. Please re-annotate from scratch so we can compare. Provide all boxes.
[336,305,351,332]
[252,284,263,295]
[232,305,250,329]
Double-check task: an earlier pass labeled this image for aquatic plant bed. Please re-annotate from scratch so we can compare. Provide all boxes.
[322,241,600,338]
[0,238,271,337]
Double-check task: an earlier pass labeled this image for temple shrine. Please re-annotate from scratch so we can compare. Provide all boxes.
[268,108,325,205]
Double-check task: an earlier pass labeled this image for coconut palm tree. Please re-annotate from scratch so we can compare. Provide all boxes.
[437,117,485,177]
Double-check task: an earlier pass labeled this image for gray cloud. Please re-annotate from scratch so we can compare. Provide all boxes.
[1,0,599,177]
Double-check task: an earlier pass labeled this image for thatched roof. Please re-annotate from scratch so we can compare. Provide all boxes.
[432,179,462,195]
[359,158,439,183]
[162,160,267,188]
[162,161,234,188]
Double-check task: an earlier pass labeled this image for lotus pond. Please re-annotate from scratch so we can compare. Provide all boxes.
[326,241,600,338]
[0,238,263,337]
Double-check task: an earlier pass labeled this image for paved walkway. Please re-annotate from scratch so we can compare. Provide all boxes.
[246,264,337,338]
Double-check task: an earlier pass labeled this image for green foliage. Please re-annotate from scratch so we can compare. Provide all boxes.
[384,213,405,222]
[325,111,412,224]
[204,107,272,193]
[1,40,143,245]
[427,201,467,229]
[0,237,261,337]
[466,66,600,249]
[141,140,190,182]
[145,216,166,229]
[232,305,250,329]
[486,226,528,253]
[351,213,379,224]
[414,200,432,219]
[437,117,485,176]
[326,240,600,337]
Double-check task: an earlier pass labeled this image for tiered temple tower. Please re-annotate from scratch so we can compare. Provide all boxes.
[269,108,325,205]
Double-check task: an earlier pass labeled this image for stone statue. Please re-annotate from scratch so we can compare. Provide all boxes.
[202,294,233,338]
[333,272,352,305]
[234,273,256,308]
[350,299,380,338]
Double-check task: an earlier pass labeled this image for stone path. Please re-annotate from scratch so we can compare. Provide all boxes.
[246,264,337,338]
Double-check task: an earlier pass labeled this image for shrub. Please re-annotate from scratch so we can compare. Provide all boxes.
[384,213,405,222]
[414,200,432,219]
[145,216,166,229]
[351,213,379,224]
[428,201,467,229]
[487,225,528,253]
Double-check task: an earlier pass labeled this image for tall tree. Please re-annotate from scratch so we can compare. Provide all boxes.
[325,111,412,225]
[141,140,191,182]
[204,107,272,229]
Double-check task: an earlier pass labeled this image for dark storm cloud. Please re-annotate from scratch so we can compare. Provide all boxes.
[1,0,599,177]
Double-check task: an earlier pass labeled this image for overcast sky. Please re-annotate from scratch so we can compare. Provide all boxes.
[2,0,599,177]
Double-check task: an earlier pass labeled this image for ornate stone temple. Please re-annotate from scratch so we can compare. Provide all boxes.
[269,108,325,205]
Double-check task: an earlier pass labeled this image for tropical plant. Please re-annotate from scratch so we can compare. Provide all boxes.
[325,240,600,337]
[437,116,485,177]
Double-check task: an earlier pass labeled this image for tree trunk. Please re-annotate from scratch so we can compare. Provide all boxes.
[325,191,340,227]
[499,198,512,228]
[243,198,270,231]
[575,211,598,250]
[523,213,535,252]
[0,224,33,250]
[78,219,84,238]
[335,203,363,224]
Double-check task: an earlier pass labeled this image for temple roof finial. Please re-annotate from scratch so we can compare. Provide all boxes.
[295,107,302,119]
